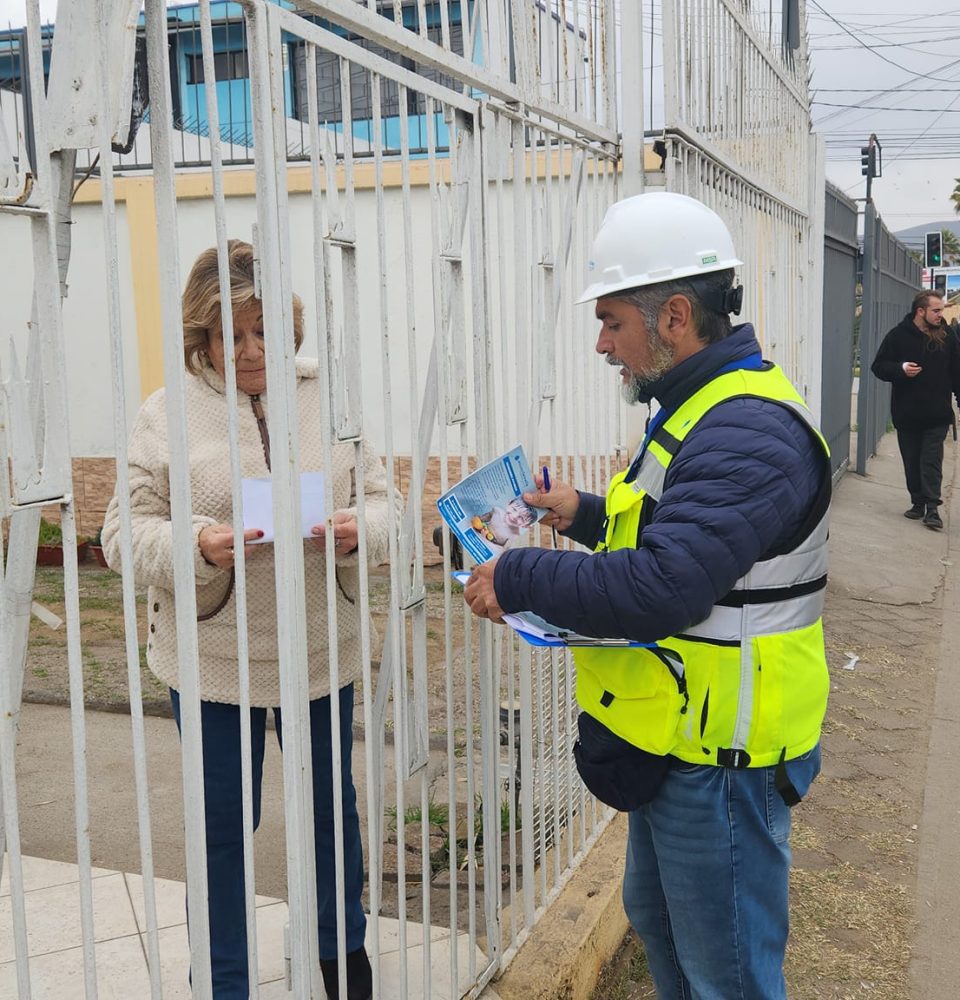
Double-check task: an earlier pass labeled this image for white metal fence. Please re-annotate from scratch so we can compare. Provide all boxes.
[2,2,624,998]
[659,0,825,417]
[1,1,825,997]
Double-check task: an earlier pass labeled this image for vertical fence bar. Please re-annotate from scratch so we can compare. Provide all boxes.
[196,3,261,993]
[245,3,320,995]
[143,0,214,990]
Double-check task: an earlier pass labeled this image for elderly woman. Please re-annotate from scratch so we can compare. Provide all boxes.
[103,240,393,1000]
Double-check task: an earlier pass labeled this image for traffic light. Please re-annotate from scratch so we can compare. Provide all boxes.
[926,231,943,269]
[860,144,876,177]
[935,274,947,296]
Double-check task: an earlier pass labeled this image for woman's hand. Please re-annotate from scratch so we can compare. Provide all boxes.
[522,473,580,533]
[198,524,264,568]
[311,512,359,559]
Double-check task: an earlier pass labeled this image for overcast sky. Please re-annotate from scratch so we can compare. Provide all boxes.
[2,0,957,233]
[807,1,960,233]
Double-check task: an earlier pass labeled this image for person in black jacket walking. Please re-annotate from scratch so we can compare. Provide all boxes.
[871,290,960,530]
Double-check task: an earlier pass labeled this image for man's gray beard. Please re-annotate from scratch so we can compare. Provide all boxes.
[619,341,675,405]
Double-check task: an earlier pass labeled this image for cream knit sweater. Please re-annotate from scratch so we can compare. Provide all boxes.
[102,359,396,707]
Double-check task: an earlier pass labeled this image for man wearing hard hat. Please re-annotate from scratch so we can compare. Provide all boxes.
[464,192,830,999]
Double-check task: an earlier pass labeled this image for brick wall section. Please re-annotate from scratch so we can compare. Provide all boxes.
[52,452,620,555]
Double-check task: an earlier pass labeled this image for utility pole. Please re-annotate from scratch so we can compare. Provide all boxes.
[860,134,881,202]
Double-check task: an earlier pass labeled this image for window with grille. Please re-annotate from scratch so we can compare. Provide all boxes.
[185,49,249,85]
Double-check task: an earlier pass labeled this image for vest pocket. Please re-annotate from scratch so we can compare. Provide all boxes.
[574,646,687,756]
[751,621,830,758]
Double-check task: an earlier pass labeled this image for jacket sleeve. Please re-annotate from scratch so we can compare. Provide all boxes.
[951,336,960,411]
[101,393,227,591]
[560,490,607,548]
[493,398,826,643]
[335,437,402,568]
[871,329,906,383]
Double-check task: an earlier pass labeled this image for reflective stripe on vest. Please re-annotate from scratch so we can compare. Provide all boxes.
[574,363,831,769]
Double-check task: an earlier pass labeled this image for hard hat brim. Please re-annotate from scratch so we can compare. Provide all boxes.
[576,258,744,305]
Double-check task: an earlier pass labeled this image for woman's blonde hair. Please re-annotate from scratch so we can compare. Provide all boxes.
[182,239,304,374]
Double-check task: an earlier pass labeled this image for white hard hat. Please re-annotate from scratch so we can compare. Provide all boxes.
[577,192,743,304]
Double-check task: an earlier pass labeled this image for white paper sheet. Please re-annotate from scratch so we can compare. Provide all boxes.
[241,472,326,543]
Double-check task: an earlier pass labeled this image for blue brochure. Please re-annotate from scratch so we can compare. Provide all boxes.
[436,446,546,564]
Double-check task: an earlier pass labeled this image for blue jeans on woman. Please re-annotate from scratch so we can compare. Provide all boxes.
[622,746,821,1000]
[170,684,367,999]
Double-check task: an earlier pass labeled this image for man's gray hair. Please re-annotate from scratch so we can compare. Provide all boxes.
[618,268,737,345]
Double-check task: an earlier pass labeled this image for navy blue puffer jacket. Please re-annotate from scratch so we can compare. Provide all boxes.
[493,325,829,642]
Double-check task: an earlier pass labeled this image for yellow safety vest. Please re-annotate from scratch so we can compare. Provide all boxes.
[574,363,831,770]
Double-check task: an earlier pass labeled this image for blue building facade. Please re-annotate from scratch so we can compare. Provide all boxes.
[0,1,470,162]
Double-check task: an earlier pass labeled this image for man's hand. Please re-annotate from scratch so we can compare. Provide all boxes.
[464,558,505,623]
[903,361,922,378]
[522,472,580,532]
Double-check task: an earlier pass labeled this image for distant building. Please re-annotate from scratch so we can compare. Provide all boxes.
[0,1,584,168]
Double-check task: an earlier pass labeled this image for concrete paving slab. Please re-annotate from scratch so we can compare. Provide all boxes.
[829,434,949,606]
[0,853,498,999]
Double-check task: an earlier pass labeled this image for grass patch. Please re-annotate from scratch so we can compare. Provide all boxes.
[787,863,911,1000]
[590,934,654,999]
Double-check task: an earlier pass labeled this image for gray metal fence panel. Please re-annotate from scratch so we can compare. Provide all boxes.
[856,202,921,475]
[820,183,858,479]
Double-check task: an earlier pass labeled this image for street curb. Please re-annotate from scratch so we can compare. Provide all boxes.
[493,814,630,1000]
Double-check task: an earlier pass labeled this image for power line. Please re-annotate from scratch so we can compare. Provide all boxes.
[813,87,960,92]
[811,52,960,126]
[814,36,960,51]
[814,101,960,112]
[807,0,960,84]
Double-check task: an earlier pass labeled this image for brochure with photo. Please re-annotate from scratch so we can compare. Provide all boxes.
[436,445,545,564]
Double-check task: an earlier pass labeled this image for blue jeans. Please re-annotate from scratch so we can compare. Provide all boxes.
[170,684,367,999]
[622,747,821,1000]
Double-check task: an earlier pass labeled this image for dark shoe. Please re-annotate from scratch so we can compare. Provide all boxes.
[923,508,944,531]
[320,946,372,1000]
[904,504,925,520]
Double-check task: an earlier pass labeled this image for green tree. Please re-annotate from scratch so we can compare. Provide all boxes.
[952,177,960,216]
[942,228,960,266]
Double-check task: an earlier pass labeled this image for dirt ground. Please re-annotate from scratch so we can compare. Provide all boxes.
[592,576,936,1000]
[24,562,470,724]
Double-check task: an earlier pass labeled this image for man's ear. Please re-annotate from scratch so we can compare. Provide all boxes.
[660,294,694,346]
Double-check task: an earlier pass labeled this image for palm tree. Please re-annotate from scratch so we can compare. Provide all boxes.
[942,228,960,266]
[952,177,960,216]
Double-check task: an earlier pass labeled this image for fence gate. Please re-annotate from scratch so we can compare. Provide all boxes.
[1,1,624,998]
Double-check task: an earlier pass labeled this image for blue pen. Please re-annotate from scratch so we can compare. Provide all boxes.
[542,466,558,548]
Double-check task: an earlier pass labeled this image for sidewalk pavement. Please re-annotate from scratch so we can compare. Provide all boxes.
[824,431,960,999]
[4,431,960,999]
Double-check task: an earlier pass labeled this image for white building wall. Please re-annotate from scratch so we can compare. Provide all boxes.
[0,179,457,459]
[3,168,609,463]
